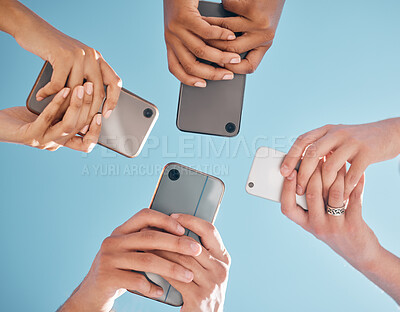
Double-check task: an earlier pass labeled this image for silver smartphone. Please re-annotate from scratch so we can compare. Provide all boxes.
[26,62,159,158]
[246,147,308,210]
[137,163,225,306]
[176,0,247,137]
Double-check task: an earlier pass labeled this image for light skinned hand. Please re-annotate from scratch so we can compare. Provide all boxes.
[164,0,242,87]
[0,0,122,124]
[0,83,102,153]
[58,209,203,312]
[280,118,400,200]
[153,214,231,312]
[204,0,286,74]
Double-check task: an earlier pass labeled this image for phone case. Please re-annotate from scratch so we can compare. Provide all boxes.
[136,163,225,306]
[176,0,246,137]
[26,62,159,158]
[246,147,308,210]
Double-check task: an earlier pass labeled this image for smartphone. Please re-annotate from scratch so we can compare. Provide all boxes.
[26,61,159,158]
[136,163,225,306]
[246,147,308,210]
[176,0,247,137]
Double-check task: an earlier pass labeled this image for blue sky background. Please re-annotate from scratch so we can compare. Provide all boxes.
[0,0,399,311]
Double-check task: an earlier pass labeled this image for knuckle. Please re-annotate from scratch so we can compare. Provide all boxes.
[322,162,334,177]
[215,262,229,281]
[312,225,326,239]
[182,62,194,75]
[329,188,343,203]
[141,253,155,267]
[140,230,156,242]
[192,45,206,59]
[245,62,257,74]
[100,236,115,251]
[305,191,318,201]
[134,275,150,293]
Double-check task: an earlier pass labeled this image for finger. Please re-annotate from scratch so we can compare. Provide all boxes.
[46,86,84,140]
[116,230,202,257]
[280,170,308,228]
[170,214,228,263]
[322,146,354,198]
[113,269,164,298]
[171,38,235,81]
[151,250,207,285]
[296,133,342,195]
[32,88,70,133]
[160,275,198,299]
[77,82,93,134]
[36,62,71,101]
[187,16,237,40]
[327,165,346,209]
[179,29,241,65]
[208,32,271,55]
[114,252,194,283]
[166,43,206,87]
[64,113,101,153]
[306,160,326,223]
[99,58,122,118]
[221,0,252,16]
[344,159,368,200]
[345,174,365,220]
[224,45,270,74]
[203,16,253,33]
[85,60,106,123]
[113,208,186,237]
[281,125,333,177]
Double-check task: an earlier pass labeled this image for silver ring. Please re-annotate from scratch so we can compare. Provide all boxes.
[326,204,346,216]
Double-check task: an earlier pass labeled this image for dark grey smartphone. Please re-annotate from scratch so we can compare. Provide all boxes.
[135,163,225,306]
[26,62,158,158]
[176,0,247,137]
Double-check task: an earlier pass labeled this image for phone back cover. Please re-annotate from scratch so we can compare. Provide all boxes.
[146,163,224,306]
[177,1,246,137]
[26,62,158,158]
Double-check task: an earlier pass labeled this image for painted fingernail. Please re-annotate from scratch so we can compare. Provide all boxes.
[177,224,185,234]
[194,81,207,88]
[191,242,201,254]
[87,143,96,153]
[155,289,164,297]
[77,86,84,99]
[36,96,44,101]
[281,165,290,177]
[80,125,89,134]
[227,34,236,40]
[296,184,303,195]
[287,171,296,181]
[96,114,102,125]
[85,83,93,95]
[104,110,112,119]
[184,270,194,282]
[62,88,70,99]
[222,73,234,80]
[171,214,179,219]
[230,57,241,64]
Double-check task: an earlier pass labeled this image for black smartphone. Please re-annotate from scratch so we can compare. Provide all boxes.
[176,0,247,137]
[26,62,158,158]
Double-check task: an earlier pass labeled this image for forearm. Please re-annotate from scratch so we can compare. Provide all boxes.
[0,0,35,37]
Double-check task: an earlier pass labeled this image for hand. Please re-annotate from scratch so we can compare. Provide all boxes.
[58,209,202,312]
[204,0,286,74]
[164,0,242,87]
[1,0,121,123]
[280,119,400,199]
[0,83,102,153]
[153,214,231,312]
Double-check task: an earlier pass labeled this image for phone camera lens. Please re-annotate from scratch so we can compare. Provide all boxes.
[225,122,236,133]
[168,169,180,181]
[143,108,154,118]
[248,182,254,188]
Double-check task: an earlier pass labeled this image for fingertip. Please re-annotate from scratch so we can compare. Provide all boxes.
[154,287,164,298]
[62,88,71,99]
[96,114,102,126]
[227,34,236,40]
[194,81,207,88]
[280,164,291,177]
[104,110,112,119]
[287,170,296,181]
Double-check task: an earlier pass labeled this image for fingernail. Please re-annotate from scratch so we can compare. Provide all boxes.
[62,88,70,99]
[191,242,201,254]
[171,214,179,219]
[85,83,93,95]
[80,125,89,134]
[281,165,290,177]
[155,289,164,297]
[177,224,185,234]
[77,86,84,99]
[287,171,296,181]
[184,270,194,282]
[217,63,225,67]
[230,57,241,64]
[104,110,112,119]
[227,34,236,40]
[36,96,44,101]
[96,114,102,125]
[194,81,207,88]
[222,73,234,80]
[87,143,96,153]
[296,184,303,195]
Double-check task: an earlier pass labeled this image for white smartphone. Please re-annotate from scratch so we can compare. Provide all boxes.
[246,146,308,210]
